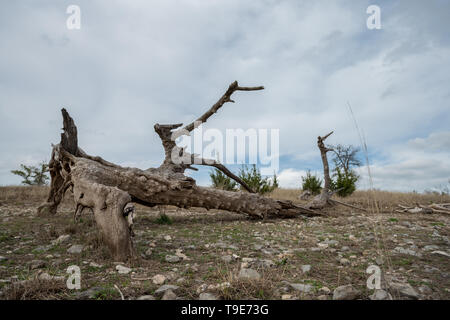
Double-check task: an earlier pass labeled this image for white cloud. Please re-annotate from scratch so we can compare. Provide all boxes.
[0,1,449,191]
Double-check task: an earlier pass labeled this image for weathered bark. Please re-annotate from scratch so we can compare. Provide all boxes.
[306,132,335,209]
[39,81,318,261]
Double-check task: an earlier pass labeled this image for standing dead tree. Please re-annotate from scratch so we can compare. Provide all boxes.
[306,132,367,212]
[38,81,318,261]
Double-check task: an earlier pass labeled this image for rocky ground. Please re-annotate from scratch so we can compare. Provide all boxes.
[0,195,449,300]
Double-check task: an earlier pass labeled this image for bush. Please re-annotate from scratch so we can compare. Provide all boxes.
[333,168,358,197]
[301,170,322,195]
[156,213,173,225]
[210,168,238,191]
[238,165,278,195]
[11,162,49,186]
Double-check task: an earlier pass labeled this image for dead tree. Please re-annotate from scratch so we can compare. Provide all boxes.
[305,132,367,212]
[306,132,335,209]
[38,81,318,261]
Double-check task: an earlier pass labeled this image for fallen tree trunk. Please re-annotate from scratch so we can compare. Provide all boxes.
[38,81,318,261]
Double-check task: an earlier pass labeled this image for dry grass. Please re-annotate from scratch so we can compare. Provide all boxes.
[269,188,450,212]
[0,186,49,204]
[4,279,69,300]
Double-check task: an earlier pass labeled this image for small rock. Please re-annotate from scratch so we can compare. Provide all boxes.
[339,258,350,265]
[67,245,84,254]
[238,268,261,280]
[370,289,392,300]
[431,250,450,258]
[317,295,328,300]
[423,245,439,251]
[199,292,218,300]
[165,255,181,263]
[389,282,419,300]
[221,255,233,263]
[145,248,153,257]
[161,289,177,300]
[164,235,172,241]
[341,246,350,251]
[89,262,103,268]
[301,265,311,273]
[281,294,293,300]
[155,284,179,296]
[289,283,312,293]
[0,256,8,262]
[394,247,422,257]
[30,260,46,270]
[333,285,360,300]
[375,256,384,265]
[418,285,433,295]
[137,295,155,300]
[116,265,132,274]
[51,234,71,246]
[319,287,331,294]
[38,273,53,281]
[152,274,166,285]
[76,287,104,299]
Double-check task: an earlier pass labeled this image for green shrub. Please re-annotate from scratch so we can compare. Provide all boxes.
[156,213,173,225]
[11,162,49,186]
[210,169,238,191]
[301,170,322,195]
[333,168,358,197]
[238,165,278,195]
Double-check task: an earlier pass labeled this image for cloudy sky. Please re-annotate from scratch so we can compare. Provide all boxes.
[0,0,449,192]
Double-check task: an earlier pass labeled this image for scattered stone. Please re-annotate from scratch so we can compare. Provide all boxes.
[388,282,419,300]
[0,256,8,262]
[145,248,153,257]
[155,284,179,296]
[339,258,350,265]
[221,255,233,263]
[76,287,104,299]
[51,234,71,246]
[30,260,46,270]
[89,262,103,268]
[375,256,384,265]
[289,283,312,293]
[137,295,155,300]
[67,244,84,254]
[152,274,166,285]
[418,285,433,295]
[319,287,331,294]
[199,292,218,300]
[238,268,261,280]
[161,289,177,300]
[333,285,360,300]
[394,246,422,257]
[431,250,450,258]
[164,235,172,241]
[317,295,328,300]
[341,246,349,251]
[165,255,181,263]
[423,245,439,251]
[175,249,190,260]
[281,294,293,300]
[37,272,64,281]
[116,265,132,274]
[301,265,311,273]
[370,289,392,300]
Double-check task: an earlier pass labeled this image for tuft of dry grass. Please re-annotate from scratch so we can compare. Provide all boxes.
[4,279,69,300]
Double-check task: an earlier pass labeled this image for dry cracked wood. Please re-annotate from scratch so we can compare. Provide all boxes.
[38,81,318,261]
